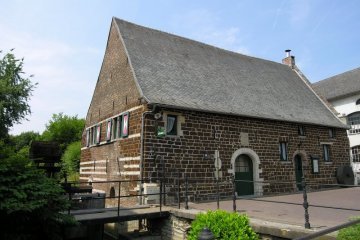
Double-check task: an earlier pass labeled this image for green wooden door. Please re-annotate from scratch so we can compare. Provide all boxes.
[295,155,303,191]
[235,154,254,196]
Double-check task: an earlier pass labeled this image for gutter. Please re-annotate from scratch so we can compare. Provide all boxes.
[139,105,157,205]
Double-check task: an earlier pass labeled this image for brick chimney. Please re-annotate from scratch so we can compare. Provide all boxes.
[282,49,295,68]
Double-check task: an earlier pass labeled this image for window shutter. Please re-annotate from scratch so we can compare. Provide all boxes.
[121,112,129,137]
[86,129,90,147]
[106,120,112,141]
[96,124,101,144]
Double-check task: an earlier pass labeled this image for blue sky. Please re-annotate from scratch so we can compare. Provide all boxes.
[1,0,359,135]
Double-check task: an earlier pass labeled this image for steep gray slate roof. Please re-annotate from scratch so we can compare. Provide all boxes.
[313,67,360,100]
[114,18,345,128]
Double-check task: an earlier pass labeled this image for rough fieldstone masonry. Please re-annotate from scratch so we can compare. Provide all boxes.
[80,18,351,205]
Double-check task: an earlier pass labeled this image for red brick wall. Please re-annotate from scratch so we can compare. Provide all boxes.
[80,20,145,206]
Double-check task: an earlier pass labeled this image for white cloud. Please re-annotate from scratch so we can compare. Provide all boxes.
[171,9,250,55]
[0,23,101,135]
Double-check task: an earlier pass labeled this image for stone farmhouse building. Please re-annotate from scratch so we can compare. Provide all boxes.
[80,18,350,202]
[313,68,360,184]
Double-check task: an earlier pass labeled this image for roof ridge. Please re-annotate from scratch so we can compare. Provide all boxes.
[113,17,287,68]
[314,66,360,85]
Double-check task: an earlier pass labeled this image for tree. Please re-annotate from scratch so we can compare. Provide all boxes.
[0,156,74,240]
[10,130,40,151]
[41,113,85,151]
[0,50,36,139]
[62,141,81,180]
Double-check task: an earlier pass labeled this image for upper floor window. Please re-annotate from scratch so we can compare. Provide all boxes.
[298,126,305,136]
[87,124,101,146]
[166,115,178,135]
[279,142,288,161]
[356,99,360,105]
[348,112,360,125]
[106,120,112,141]
[351,146,360,162]
[348,112,360,135]
[329,128,335,138]
[323,144,331,162]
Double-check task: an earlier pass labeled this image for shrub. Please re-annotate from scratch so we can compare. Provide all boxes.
[337,218,360,240]
[188,210,258,240]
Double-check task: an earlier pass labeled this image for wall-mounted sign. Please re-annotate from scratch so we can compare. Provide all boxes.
[121,112,129,137]
[311,156,320,174]
[157,126,165,138]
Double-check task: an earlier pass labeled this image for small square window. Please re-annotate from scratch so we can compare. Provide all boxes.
[279,142,288,161]
[329,128,335,138]
[166,115,177,135]
[298,126,305,136]
[323,144,331,162]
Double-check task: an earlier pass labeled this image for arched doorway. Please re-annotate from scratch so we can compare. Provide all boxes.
[235,154,254,196]
[230,148,262,196]
[294,154,303,191]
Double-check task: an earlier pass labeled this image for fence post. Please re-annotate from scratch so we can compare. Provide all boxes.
[232,175,236,212]
[302,177,311,229]
[163,166,166,206]
[159,177,163,213]
[117,181,121,217]
[178,170,181,209]
[216,176,220,210]
[185,176,189,210]
[68,183,72,215]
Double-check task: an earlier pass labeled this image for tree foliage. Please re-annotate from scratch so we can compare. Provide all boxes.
[41,113,84,151]
[0,156,73,240]
[10,130,40,151]
[62,140,81,179]
[0,50,36,138]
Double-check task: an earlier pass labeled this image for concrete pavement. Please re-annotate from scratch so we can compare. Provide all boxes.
[190,187,360,230]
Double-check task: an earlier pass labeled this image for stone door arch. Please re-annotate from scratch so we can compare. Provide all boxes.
[229,148,263,196]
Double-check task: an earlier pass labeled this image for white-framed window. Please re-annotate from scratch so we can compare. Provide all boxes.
[166,114,177,135]
[351,146,360,162]
[279,142,288,161]
[329,128,335,138]
[323,144,331,162]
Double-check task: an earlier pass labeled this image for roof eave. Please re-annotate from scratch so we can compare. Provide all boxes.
[147,102,348,129]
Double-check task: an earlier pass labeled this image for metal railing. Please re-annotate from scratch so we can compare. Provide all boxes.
[175,176,360,239]
[65,176,360,239]
[65,178,168,218]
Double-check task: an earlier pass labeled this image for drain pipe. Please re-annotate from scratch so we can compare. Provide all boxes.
[139,105,157,205]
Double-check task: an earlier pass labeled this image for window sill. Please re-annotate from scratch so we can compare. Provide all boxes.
[280,161,292,164]
[324,161,333,165]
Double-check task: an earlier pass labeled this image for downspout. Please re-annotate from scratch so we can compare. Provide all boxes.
[139,105,157,205]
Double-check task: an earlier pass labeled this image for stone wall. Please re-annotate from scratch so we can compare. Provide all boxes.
[142,107,350,201]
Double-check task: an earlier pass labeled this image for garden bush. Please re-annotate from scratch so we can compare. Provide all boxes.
[337,218,360,240]
[188,210,258,240]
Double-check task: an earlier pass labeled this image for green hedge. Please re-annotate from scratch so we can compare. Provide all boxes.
[188,210,258,240]
[337,218,360,240]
